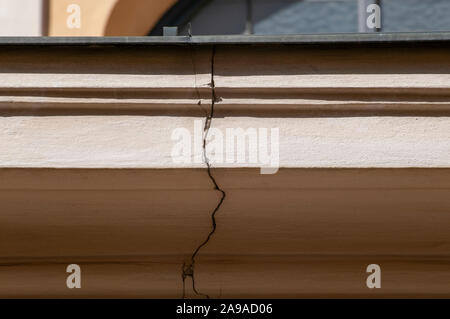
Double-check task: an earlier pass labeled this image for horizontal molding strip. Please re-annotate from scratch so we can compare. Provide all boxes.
[0,44,448,114]
[0,256,449,298]
[0,168,450,190]
[0,42,448,168]
[1,32,450,45]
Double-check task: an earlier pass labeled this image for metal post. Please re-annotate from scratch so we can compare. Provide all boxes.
[358,0,382,32]
[244,0,254,35]
[163,26,178,36]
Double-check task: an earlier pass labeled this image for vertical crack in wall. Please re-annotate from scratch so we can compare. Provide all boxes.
[182,45,226,299]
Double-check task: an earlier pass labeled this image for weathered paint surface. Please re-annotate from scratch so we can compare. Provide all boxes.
[0,44,448,297]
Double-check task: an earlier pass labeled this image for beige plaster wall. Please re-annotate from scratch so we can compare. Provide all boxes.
[0,0,45,36]
[49,0,117,36]
[48,0,176,36]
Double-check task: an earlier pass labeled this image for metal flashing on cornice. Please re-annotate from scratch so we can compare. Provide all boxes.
[0,32,450,47]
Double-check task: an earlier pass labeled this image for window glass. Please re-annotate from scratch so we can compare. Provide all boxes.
[176,0,450,35]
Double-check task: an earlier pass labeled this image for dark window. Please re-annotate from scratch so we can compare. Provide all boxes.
[150,0,450,35]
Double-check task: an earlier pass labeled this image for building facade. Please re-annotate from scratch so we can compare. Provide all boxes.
[0,1,449,298]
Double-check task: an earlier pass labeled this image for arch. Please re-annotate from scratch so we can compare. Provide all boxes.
[104,0,176,36]
[148,0,211,36]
